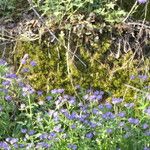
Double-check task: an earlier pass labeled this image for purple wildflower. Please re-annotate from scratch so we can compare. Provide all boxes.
[30,61,37,67]
[71,124,76,129]
[124,132,131,138]
[118,112,126,118]
[130,75,135,80]
[0,141,10,150]
[105,103,112,109]
[21,59,26,64]
[102,112,115,120]
[2,81,10,86]
[92,108,99,114]
[89,95,97,100]
[85,132,94,139]
[138,75,148,80]
[37,90,43,96]
[112,98,123,104]
[6,73,17,79]
[0,59,7,65]
[6,138,18,144]
[68,144,77,150]
[137,0,147,4]
[36,142,50,149]
[21,128,27,133]
[46,96,52,101]
[98,104,104,109]
[5,95,12,101]
[119,121,125,127]
[53,124,62,132]
[145,107,150,116]
[144,147,150,150]
[28,130,35,135]
[142,123,149,129]
[39,133,48,140]
[124,103,134,109]
[106,128,113,133]
[96,94,103,100]
[21,68,30,73]
[128,118,139,125]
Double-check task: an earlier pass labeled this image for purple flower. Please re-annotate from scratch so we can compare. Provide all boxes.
[21,128,27,133]
[98,104,104,109]
[21,68,30,73]
[21,59,26,64]
[92,108,99,114]
[0,59,7,65]
[89,95,97,100]
[96,94,103,100]
[128,118,139,125]
[5,95,12,101]
[130,75,135,80]
[89,122,97,128]
[2,81,10,86]
[0,141,10,150]
[46,96,52,101]
[144,147,150,150]
[119,121,125,127]
[124,103,134,109]
[71,124,76,129]
[112,98,123,104]
[37,90,43,96]
[137,0,147,4]
[69,99,76,105]
[145,130,150,136]
[93,90,100,95]
[106,128,113,134]
[18,82,25,87]
[68,144,77,150]
[49,132,56,138]
[6,73,17,79]
[53,124,62,132]
[142,123,149,129]
[102,112,115,120]
[118,112,126,118]
[30,61,37,67]
[124,132,131,138]
[57,88,64,93]
[39,133,48,140]
[145,107,150,116]
[68,112,77,120]
[28,130,35,135]
[105,103,112,109]
[138,75,148,80]
[6,138,18,144]
[36,142,50,149]
[85,132,94,139]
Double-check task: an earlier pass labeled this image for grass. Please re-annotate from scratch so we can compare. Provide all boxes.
[0,59,150,150]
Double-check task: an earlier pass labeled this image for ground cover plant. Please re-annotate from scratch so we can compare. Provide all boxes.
[0,0,150,150]
[0,59,150,150]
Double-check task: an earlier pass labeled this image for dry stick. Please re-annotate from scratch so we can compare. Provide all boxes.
[27,0,87,68]
[122,1,138,23]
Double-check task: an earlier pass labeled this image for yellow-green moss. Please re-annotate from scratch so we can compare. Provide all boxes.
[13,37,149,100]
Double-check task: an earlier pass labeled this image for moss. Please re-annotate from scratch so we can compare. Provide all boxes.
[13,35,149,101]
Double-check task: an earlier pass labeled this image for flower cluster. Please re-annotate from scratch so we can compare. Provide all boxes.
[0,59,150,150]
